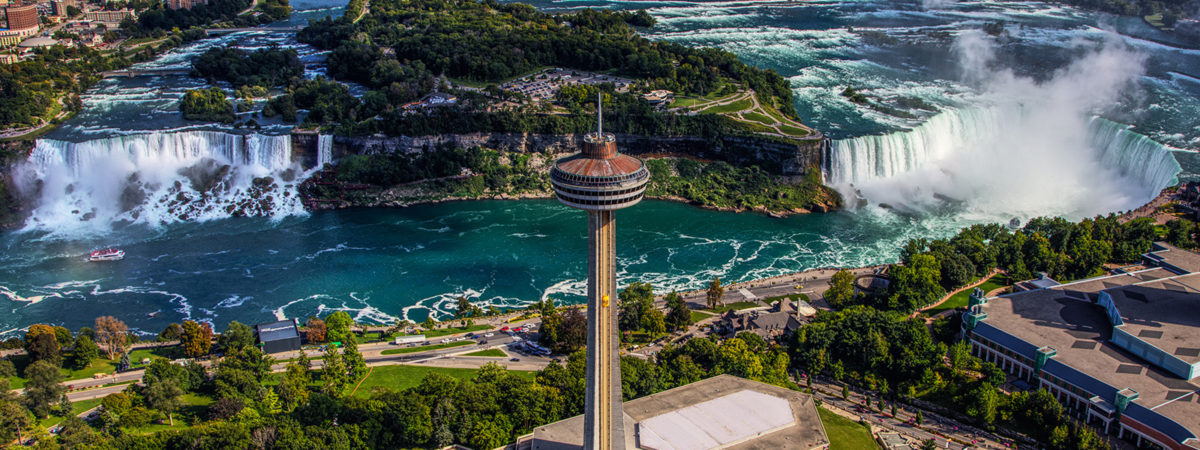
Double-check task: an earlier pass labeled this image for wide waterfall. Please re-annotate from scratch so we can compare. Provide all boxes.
[16,130,309,232]
[825,107,1182,218]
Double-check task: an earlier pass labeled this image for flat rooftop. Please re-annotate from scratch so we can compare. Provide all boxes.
[978,267,1200,441]
[1106,273,1200,366]
[530,374,829,450]
[1146,241,1200,274]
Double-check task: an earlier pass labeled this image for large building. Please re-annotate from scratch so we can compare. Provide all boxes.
[254,319,301,354]
[528,375,830,449]
[3,3,38,31]
[83,9,134,24]
[51,0,75,17]
[962,242,1200,449]
[165,0,207,11]
[548,101,650,449]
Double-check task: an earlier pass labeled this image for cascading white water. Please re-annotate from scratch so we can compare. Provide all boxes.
[825,107,1181,218]
[17,130,309,232]
[317,134,333,168]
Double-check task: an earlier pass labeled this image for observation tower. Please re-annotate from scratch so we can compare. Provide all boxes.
[549,98,649,449]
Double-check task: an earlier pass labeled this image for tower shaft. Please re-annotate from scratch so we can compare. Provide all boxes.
[583,210,626,449]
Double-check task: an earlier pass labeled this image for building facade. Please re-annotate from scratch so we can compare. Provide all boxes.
[83,9,133,23]
[3,4,38,31]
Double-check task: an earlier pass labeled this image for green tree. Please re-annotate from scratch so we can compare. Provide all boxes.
[158,322,183,342]
[277,357,311,412]
[58,415,104,447]
[422,316,437,332]
[143,378,184,425]
[619,281,654,332]
[824,269,856,309]
[0,380,33,444]
[964,382,999,424]
[664,291,690,331]
[22,360,67,418]
[24,324,61,366]
[642,308,667,336]
[706,277,724,309]
[455,296,473,319]
[321,346,348,394]
[884,253,944,311]
[218,321,255,352]
[69,335,100,370]
[325,311,354,344]
[181,320,214,358]
[343,340,368,383]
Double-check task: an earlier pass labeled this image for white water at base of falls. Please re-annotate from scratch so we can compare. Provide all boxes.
[317,135,333,168]
[16,131,308,233]
[825,108,1182,220]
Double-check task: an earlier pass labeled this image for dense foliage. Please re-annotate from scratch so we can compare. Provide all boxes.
[645,157,840,212]
[124,0,291,36]
[0,46,129,129]
[190,47,304,88]
[180,87,235,123]
[298,0,795,116]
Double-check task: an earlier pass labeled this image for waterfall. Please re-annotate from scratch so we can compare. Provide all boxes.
[1088,118,1182,192]
[824,107,1182,218]
[317,134,333,168]
[17,130,309,232]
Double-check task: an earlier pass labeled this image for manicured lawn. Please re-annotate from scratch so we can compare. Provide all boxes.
[6,346,180,389]
[420,324,492,338]
[462,349,507,357]
[818,406,879,450]
[37,398,103,428]
[704,98,753,114]
[778,124,812,137]
[705,301,762,314]
[689,310,715,324]
[123,393,215,435]
[380,340,475,355]
[925,275,1009,316]
[352,364,536,397]
[741,111,775,126]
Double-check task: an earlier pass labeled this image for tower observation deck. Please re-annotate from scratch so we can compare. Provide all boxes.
[548,102,649,449]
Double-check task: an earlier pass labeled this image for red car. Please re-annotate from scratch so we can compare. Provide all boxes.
[500,326,510,331]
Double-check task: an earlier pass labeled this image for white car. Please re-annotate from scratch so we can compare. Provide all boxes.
[484,333,494,337]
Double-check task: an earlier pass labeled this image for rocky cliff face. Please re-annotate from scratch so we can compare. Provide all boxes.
[295,132,825,177]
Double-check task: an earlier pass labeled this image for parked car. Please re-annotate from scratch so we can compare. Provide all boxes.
[510,358,520,362]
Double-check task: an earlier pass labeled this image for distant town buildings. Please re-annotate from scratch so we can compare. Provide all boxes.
[84,9,134,24]
[165,0,208,11]
[3,3,39,31]
[51,0,76,17]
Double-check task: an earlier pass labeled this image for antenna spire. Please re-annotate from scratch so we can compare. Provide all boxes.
[597,91,603,135]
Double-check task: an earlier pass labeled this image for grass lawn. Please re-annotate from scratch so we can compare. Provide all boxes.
[689,310,715,324]
[777,124,812,137]
[380,340,475,355]
[818,406,879,450]
[741,111,775,126]
[669,96,704,109]
[704,98,753,114]
[462,349,507,357]
[123,393,215,435]
[37,398,104,428]
[6,346,180,389]
[925,274,1009,316]
[421,324,492,338]
[352,364,536,397]
[705,301,762,314]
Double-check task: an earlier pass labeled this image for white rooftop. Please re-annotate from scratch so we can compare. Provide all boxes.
[636,390,795,450]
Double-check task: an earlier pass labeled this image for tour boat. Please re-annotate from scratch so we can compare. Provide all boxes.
[88,248,125,262]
